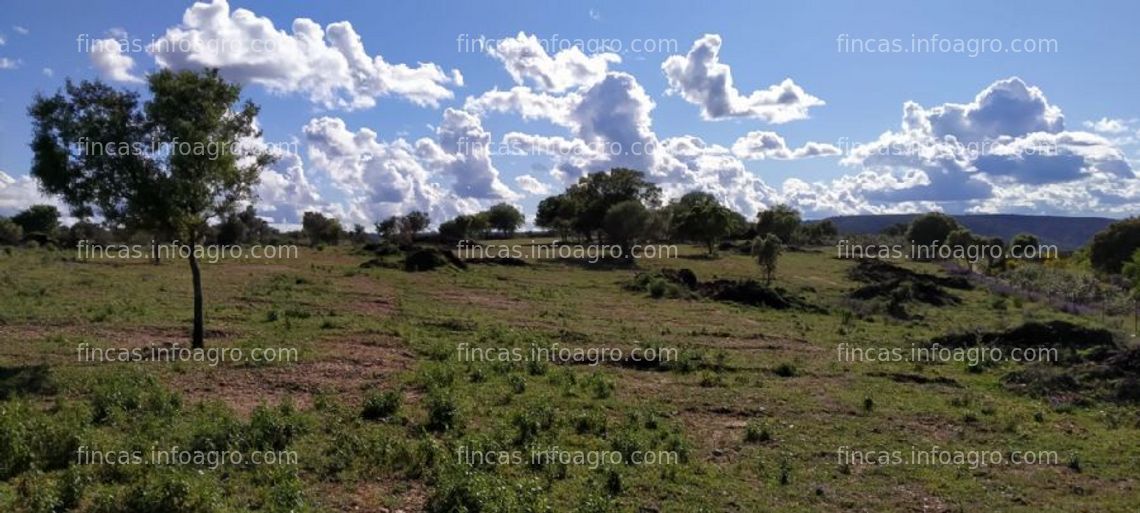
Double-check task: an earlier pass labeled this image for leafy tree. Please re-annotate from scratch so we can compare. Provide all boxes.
[215,214,248,246]
[11,205,61,235]
[906,212,961,247]
[215,206,270,245]
[1009,232,1041,260]
[881,222,909,237]
[0,218,22,245]
[438,215,474,241]
[29,79,175,262]
[566,168,661,240]
[670,191,735,255]
[602,200,651,259]
[29,69,273,348]
[485,203,525,237]
[945,228,979,265]
[470,212,491,239]
[751,234,783,285]
[535,194,579,241]
[1122,249,1140,334]
[982,236,1006,271]
[302,211,342,246]
[1089,217,1140,274]
[376,216,400,241]
[402,211,431,240]
[755,204,801,242]
[797,220,838,245]
[349,223,368,245]
[726,210,753,239]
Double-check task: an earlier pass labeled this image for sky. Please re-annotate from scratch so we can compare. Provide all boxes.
[1,0,1138,227]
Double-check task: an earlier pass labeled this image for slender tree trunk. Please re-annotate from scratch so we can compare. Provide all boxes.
[151,238,160,265]
[188,233,204,349]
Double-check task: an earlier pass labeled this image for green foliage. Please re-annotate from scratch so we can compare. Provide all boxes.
[1010,232,1041,258]
[302,211,343,247]
[361,389,402,421]
[906,212,961,247]
[751,234,783,284]
[755,204,801,242]
[11,205,60,236]
[796,219,838,245]
[425,388,460,432]
[564,168,662,239]
[486,203,525,237]
[1089,217,1140,274]
[0,217,23,245]
[669,191,738,255]
[602,200,651,252]
[744,421,771,443]
[535,194,579,240]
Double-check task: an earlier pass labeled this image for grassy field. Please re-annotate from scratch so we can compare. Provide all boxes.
[0,241,1136,512]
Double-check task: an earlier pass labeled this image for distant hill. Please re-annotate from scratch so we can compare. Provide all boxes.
[824,214,1116,250]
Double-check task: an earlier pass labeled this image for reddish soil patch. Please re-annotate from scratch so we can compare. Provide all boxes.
[168,334,414,416]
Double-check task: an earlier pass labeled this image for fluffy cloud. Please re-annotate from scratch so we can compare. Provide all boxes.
[150,0,459,110]
[1083,117,1132,134]
[514,174,551,195]
[487,32,620,92]
[0,57,21,70]
[298,109,519,226]
[423,108,520,200]
[90,38,144,83]
[465,71,781,215]
[0,171,60,217]
[731,131,840,160]
[662,34,824,123]
[808,77,1138,216]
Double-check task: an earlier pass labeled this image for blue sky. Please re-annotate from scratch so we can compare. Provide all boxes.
[1,0,1138,226]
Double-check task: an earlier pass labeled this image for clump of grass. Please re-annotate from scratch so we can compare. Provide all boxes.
[773,363,797,377]
[572,410,608,436]
[585,373,615,399]
[508,374,527,394]
[744,420,771,443]
[361,389,402,421]
[425,388,460,432]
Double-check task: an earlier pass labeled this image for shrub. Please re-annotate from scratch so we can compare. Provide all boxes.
[0,217,23,245]
[744,421,771,443]
[361,390,402,421]
[425,389,460,432]
[773,363,798,377]
[248,401,307,451]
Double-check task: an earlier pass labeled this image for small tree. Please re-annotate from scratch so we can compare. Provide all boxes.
[906,212,960,248]
[0,218,22,245]
[349,223,368,245]
[1009,233,1041,259]
[302,211,342,247]
[752,234,783,285]
[756,204,801,242]
[1089,217,1140,274]
[376,216,400,242]
[485,203,524,238]
[11,205,61,236]
[402,211,431,241]
[438,214,475,241]
[945,228,978,267]
[30,69,274,348]
[603,200,650,260]
[670,191,735,256]
[535,194,579,241]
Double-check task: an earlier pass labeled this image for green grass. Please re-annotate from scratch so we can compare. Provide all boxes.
[0,243,1136,512]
